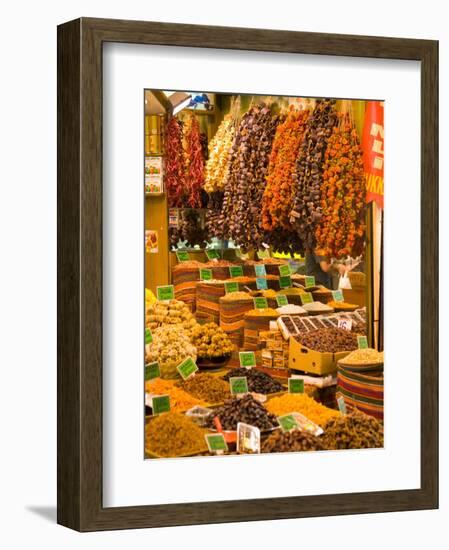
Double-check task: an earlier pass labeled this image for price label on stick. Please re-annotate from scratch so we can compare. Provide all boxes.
[205,249,220,261]
[156,285,174,301]
[253,297,268,309]
[229,266,243,278]
[205,433,228,454]
[278,264,291,277]
[176,251,190,262]
[230,376,249,395]
[224,281,239,294]
[254,264,266,277]
[237,422,261,454]
[337,395,347,414]
[257,249,270,259]
[300,292,313,305]
[239,351,256,368]
[199,268,213,281]
[288,377,304,393]
[357,335,369,349]
[177,357,199,380]
[277,414,299,432]
[338,318,353,331]
[152,395,170,415]
[145,328,153,345]
[276,295,288,307]
[256,277,268,290]
[145,361,160,381]
[305,275,315,288]
[332,290,344,302]
[279,275,292,289]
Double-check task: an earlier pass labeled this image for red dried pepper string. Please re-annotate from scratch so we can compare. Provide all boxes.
[165,117,186,207]
[184,115,204,208]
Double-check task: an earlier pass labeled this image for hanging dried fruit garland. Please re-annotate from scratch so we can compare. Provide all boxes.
[289,99,338,251]
[204,114,236,193]
[315,115,366,258]
[165,117,186,207]
[219,104,281,250]
[183,114,205,208]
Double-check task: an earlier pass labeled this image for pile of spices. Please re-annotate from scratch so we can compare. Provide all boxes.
[181,373,231,403]
[220,291,252,301]
[326,300,359,311]
[322,411,384,450]
[301,301,334,314]
[245,307,279,317]
[206,394,278,431]
[262,429,324,453]
[266,393,340,427]
[339,348,384,365]
[146,378,206,412]
[145,413,208,457]
[276,304,306,315]
[221,367,284,394]
[295,327,358,353]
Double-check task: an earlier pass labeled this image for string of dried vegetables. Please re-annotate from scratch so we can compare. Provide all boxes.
[165,117,186,207]
[314,113,366,258]
[289,99,338,250]
[204,114,236,193]
[183,114,205,208]
[219,104,281,250]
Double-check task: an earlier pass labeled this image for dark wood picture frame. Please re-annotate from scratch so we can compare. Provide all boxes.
[57,17,438,532]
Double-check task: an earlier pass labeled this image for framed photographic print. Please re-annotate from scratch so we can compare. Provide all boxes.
[57,17,438,531]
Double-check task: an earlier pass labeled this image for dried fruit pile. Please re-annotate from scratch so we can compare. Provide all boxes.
[164,117,186,207]
[189,322,234,358]
[206,394,278,431]
[218,104,280,249]
[322,411,384,449]
[262,429,324,453]
[221,367,284,394]
[315,114,366,258]
[289,99,338,250]
[295,327,358,353]
[265,393,340,427]
[181,373,231,403]
[145,413,208,457]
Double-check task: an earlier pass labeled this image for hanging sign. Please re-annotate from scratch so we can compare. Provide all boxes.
[362,100,384,209]
[254,264,267,277]
[156,285,174,301]
[239,351,256,368]
[176,357,199,380]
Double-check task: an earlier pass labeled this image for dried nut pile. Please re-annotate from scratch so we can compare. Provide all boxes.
[221,368,284,394]
[220,291,252,301]
[206,394,278,431]
[322,411,384,449]
[181,373,231,403]
[219,104,280,249]
[262,429,325,453]
[145,412,208,457]
[190,322,234,358]
[339,348,384,365]
[290,99,338,251]
[295,328,358,353]
[145,378,205,412]
[145,325,197,379]
[146,299,197,334]
[266,393,340,427]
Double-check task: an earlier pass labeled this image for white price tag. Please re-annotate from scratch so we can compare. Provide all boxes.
[338,318,353,331]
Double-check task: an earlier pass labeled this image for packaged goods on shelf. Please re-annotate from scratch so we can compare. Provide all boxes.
[219,292,254,348]
[243,308,280,350]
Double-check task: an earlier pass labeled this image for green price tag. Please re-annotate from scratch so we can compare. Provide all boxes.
[279,275,292,289]
[305,275,316,288]
[288,378,304,393]
[332,290,344,302]
[253,297,268,309]
[337,395,347,414]
[236,249,249,260]
[176,251,190,262]
[229,376,249,395]
[145,328,153,345]
[276,295,288,307]
[357,335,369,349]
[229,266,244,278]
[256,277,268,290]
[156,285,174,301]
[205,433,228,453]
[152,395,170,415]
[145,361,160,380]
[278,264,291,277]
[254,264,266,277]
[257,249,270,259]
[277,414,299,432]
[300,292,313,305]
[199,268,213,281]
[206,249,220,260]
[239,351,256,368]
[225,281,239,294]
[177,357,199,380]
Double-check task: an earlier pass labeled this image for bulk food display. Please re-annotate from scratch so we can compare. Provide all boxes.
[143,89,384,459]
